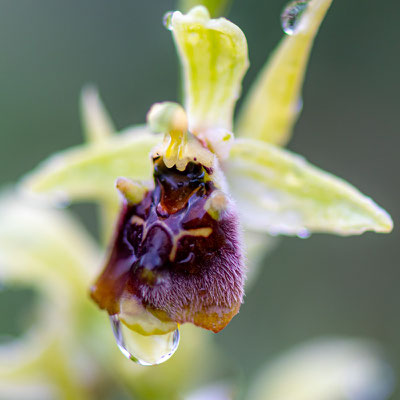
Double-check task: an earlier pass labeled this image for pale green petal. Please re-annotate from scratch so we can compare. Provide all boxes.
[80,85,115,144]
[171,6,249,133]
[249,338,394,400]
[236,0,333,145]
[80,86,126,242]
[226,139,393,236]
[23,127,161,203]
[178,0,232,17]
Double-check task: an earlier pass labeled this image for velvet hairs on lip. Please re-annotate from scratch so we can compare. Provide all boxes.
[91,158,245,333]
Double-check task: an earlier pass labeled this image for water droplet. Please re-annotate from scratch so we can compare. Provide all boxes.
[295,97,303,114]
[297,228,311,239]
[110,315,180,365]
[281,1,309,35]
[163,11,174,31]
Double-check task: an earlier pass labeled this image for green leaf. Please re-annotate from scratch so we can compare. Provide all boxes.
[236,0,333,145]
[171,6,249,133]
[23,128,161,204]
[178,0,232,17]
[226,138,393,236]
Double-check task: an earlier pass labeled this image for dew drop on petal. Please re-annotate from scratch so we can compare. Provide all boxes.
[163,11,174,31]
[281,0,309,35]
[110,315,180,366]
[297,228,311,239]
[295,97,304,114]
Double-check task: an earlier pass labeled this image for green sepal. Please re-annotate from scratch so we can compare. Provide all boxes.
[236,0,333,145]
[226,138,393,236]
[23,128,161,204]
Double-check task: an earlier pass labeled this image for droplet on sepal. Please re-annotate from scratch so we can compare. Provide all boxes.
[297,228,310,239]
[110,315,180,365]
[281,0,309,35]
[163,11,174,31]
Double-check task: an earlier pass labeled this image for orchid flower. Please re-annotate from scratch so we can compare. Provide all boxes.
[24,1,392,365]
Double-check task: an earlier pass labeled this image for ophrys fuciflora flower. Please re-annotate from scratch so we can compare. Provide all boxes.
[89,103,245,364]
[25,2,393,365]
[91,102,244,329]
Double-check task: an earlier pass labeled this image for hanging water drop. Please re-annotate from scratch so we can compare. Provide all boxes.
[281,0,309,35]
[297,228,311,239]
[163,11,174,31]
[110,315,180,366]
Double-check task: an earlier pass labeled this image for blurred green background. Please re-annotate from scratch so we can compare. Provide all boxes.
[0,0,399,397]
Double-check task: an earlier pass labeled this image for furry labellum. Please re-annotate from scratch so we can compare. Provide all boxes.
[91,155,245,334]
